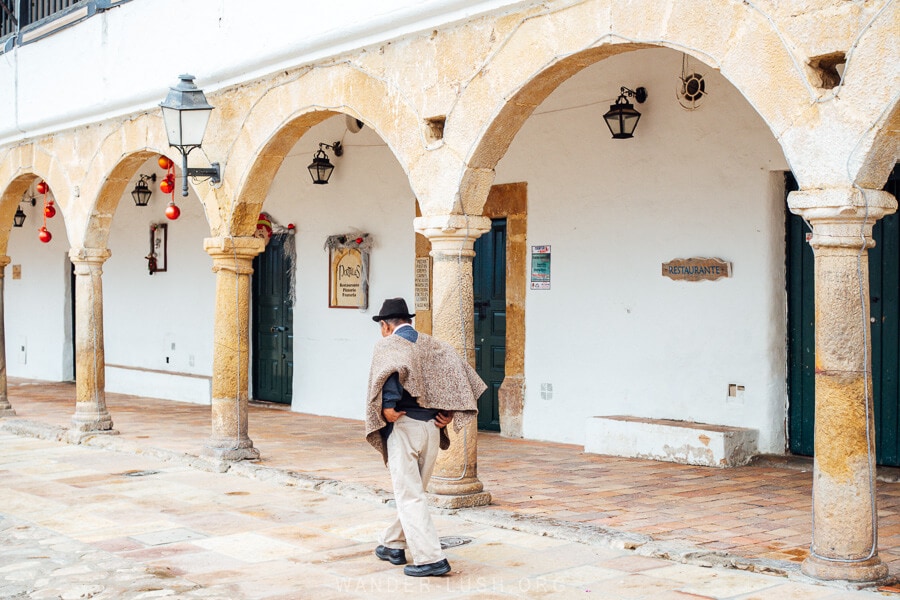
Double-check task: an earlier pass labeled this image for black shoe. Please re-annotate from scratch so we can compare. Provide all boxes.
[375,545,407,565]
[403,558,451,577]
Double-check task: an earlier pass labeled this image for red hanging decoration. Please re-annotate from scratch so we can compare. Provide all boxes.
[37,180,53,242]
[159,156,180,220]
[165,201,181,220]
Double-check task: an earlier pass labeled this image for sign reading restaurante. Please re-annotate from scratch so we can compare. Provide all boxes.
[662,257,732,282]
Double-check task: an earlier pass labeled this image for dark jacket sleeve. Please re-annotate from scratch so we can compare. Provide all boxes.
[382,372,402,410]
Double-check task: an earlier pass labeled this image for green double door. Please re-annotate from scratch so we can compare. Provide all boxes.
[787,167,900,464]
[473,219,506,431]
[251,235,294,405]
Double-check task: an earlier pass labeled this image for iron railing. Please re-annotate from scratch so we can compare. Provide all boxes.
[1,0,81,40]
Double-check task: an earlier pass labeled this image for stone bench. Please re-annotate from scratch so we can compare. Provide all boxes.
[585,415,759,468]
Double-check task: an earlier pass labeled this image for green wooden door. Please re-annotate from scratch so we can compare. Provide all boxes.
[787,166,900,464]
[252,235,294,405]
[473,219,506,431]
[871,170,900,464]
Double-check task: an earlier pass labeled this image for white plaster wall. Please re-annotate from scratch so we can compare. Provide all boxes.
[0,0,523,144]
[260,116,416,420]
[5,191,73,381]
[494,49,790,453]
[102,157,216,403]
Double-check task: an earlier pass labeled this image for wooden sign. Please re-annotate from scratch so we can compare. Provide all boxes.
[329,247,368,308]
[662,257,731,281]
[326,233,371,309]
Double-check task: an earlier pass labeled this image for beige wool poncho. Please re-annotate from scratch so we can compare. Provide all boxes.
[365,332,486,463]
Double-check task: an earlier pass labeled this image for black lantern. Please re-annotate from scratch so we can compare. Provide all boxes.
[13,206,26,227]
[603,86,647,139]
[131,174,156,207]
[159,74,221,196]
[13,195,35,228]
[308,141,343,185]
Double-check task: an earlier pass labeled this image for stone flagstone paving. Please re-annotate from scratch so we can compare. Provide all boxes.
[5,379,900,579]
[0,432,893,599]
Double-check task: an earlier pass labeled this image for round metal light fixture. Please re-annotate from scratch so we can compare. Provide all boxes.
[603,86,647,139]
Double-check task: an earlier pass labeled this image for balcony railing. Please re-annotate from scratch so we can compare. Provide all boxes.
[2,0,126,48]
[2,0,80,38]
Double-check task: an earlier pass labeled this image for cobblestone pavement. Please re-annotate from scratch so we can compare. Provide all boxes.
[0,432,896,599]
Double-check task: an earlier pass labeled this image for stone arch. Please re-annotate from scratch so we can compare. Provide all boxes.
[0,144,75,255]
[75,112,190,249]
[440,0,819,216]
[217,63,424,237]
[852,99,900,191]
[830,1,900,189]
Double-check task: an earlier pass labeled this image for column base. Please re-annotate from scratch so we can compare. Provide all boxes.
[429,475,485,495]
[67,427,119,444]
[70,414,115,433]
[428,491,492,509]
[801,553,889,583]
[202,438,260,462]
[0,408,15,417]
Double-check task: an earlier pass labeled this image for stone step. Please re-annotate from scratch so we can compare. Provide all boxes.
[585,415,759,468]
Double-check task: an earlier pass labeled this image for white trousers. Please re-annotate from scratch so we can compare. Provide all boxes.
[379,416,445,566]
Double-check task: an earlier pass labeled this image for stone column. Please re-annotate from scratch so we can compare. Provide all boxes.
[202,236,266,461]
[415,214,492,508]
[789,187,897,582]
[0,256,14,417]
[68,248,117,437]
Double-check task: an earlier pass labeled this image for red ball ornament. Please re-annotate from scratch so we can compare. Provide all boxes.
[36,181,49,195]
[287,223,295,230]
[165,201,181,220]
[38,226,52,243]
[160,179,174,194]
[158,156,174,170]
[43,201,56,219]
[355,237,363,244]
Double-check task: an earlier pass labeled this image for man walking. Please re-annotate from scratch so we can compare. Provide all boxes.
[365,298,485,577]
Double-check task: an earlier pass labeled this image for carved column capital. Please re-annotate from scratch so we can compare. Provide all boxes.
[788,188,897,250]
[204,236,266,274]
[69,247,112,274]
[414,214,491,257]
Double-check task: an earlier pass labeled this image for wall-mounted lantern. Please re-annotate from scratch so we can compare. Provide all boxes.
[159,74,221,196]
[603,86,648,139]
[131,174,156,207]
[308,141,343,185]
[13,195,34,228]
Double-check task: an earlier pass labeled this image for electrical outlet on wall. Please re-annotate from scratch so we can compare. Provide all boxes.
[727,383,745,404]
[541,383,553,401]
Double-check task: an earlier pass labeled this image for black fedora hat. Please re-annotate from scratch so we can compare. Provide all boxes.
[372,297,416,322]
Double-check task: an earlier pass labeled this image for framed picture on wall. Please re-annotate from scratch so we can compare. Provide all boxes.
[326,233,371,309]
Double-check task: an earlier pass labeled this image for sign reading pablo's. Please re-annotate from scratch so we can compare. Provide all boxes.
[326,233,371,309]
[662,257,732,281]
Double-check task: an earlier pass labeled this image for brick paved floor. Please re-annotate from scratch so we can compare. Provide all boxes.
[7,379,900,578]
